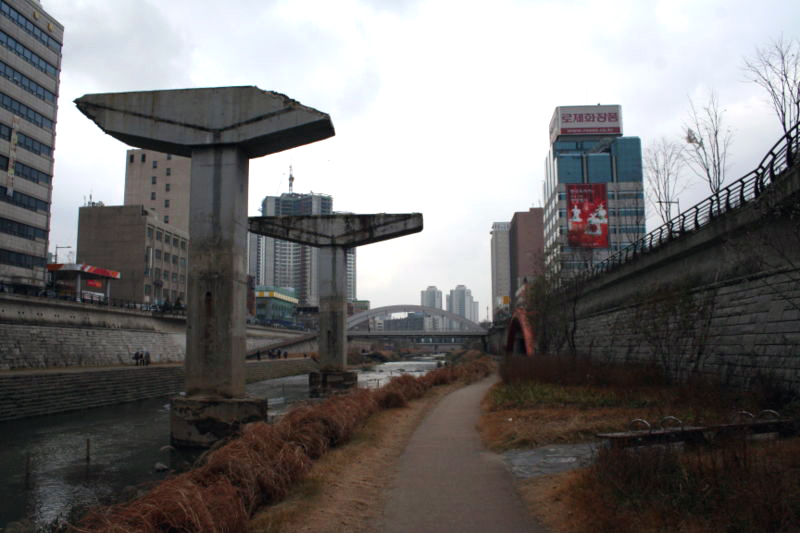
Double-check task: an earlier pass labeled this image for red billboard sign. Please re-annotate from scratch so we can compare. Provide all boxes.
[567,184,609,248]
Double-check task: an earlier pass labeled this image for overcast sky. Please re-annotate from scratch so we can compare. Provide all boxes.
[44,0,800,318]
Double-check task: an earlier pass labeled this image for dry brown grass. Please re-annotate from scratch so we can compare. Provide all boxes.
[486,354,800,533]
[72,357,493,532]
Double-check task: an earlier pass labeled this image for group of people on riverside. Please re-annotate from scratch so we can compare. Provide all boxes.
[255,349,290,360]
[132,350,151,366]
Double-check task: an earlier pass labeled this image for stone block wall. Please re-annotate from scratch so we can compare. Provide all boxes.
[0,366,184,421]
[539,165,800,392]
[571,271,800,392]
[0,359,320,421]
[0,324,185,369]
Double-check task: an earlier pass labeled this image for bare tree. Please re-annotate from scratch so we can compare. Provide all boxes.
[743,35,800,136]
[684,91,733,195]
[645,137,688,225]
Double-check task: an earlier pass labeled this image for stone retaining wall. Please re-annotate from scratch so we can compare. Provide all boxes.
[0,359,319,422]
[545,165,800,392]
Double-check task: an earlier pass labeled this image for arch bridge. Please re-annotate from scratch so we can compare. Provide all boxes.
[347,305,487,335]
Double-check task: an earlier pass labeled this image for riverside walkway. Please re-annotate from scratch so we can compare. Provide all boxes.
[375,376,545,532]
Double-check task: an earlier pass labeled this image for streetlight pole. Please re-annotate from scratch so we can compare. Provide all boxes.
[54,245,71,264]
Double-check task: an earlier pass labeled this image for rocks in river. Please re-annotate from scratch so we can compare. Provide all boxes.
[154,462,169,472]
[159,445,175,453]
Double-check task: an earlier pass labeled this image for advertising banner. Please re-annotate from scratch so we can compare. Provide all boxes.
[567,184,609,248]
[549,105,622,143]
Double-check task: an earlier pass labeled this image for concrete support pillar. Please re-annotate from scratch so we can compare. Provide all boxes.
[185,146,249,398]
[75,86,335,447]
[317,246,348,371]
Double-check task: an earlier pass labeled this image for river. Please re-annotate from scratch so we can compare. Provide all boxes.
[0,356,442,530]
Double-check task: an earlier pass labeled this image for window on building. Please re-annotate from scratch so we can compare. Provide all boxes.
[164,252,169,262]
[151,176,156,185]
[156,231,162,241]
[166,154,172,160]
[166,168,171,176]
[172,272,177,282]
[163,270,169,281]
[147,227,153,239]
[180,275,186,284]
[141,153,146,163]
[172,255,178,265]
[150,191,156,201]
[144,284,151,295]
[129,154,134,163]
[165,183,170,192]
[173,237,179,247]
[180,257,186,267]
[152,160,157,169]
[180,240,186,250]
[154,267,161,278]
[165,233,172,245]
[155,249,161,260]
[164,199,170,208]
[164,215,169,224]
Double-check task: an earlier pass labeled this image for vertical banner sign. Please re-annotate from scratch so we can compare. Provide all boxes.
[567,184,609,248]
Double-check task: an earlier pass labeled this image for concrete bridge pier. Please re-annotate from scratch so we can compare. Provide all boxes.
[76,86,335,446]
[249,213,423,396]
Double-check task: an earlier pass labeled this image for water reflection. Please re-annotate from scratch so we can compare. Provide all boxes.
[0,357,442,529]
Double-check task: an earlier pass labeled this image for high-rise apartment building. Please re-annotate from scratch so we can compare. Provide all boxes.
[0,0,62,292]
[420,285,442,309]
[490,222,511,319]
[446,284,479,328]
[261,179,356,306]
[125,149,191,231]
[543,105,645,279]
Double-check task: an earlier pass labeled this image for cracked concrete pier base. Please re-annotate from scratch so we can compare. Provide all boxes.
[170,396,269,448]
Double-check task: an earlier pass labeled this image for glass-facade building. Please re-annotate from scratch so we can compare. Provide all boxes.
[0,0,62,292]
[543,105,645,278]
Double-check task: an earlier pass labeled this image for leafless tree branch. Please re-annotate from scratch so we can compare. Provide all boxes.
[684,91,733,195]
[645,137,688,225]
[743,35,800,136]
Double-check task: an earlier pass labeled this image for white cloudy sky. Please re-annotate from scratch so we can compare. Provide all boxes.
[44,0,800,317]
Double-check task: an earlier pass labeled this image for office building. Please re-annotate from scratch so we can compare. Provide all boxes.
[420,285,442,309]
[0,0,62,292]
[77,204,189,304]
[490,222,511,319]
[509,208,544,303]
[543,105,645,279]
[124,149,191,231]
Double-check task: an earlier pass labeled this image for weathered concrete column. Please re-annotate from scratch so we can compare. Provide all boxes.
[318,246,349,370]
[76,86,334,446]
[249,213,423,395]
[185,146,249,397]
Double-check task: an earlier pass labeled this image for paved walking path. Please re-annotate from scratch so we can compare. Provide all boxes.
[375,375,545,533]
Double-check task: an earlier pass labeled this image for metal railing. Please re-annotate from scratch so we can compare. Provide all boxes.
[587,121,800,280]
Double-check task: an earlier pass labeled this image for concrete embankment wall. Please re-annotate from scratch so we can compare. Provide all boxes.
[554,165,800,392]
[0,359,319,422]
[0,294,304,370]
